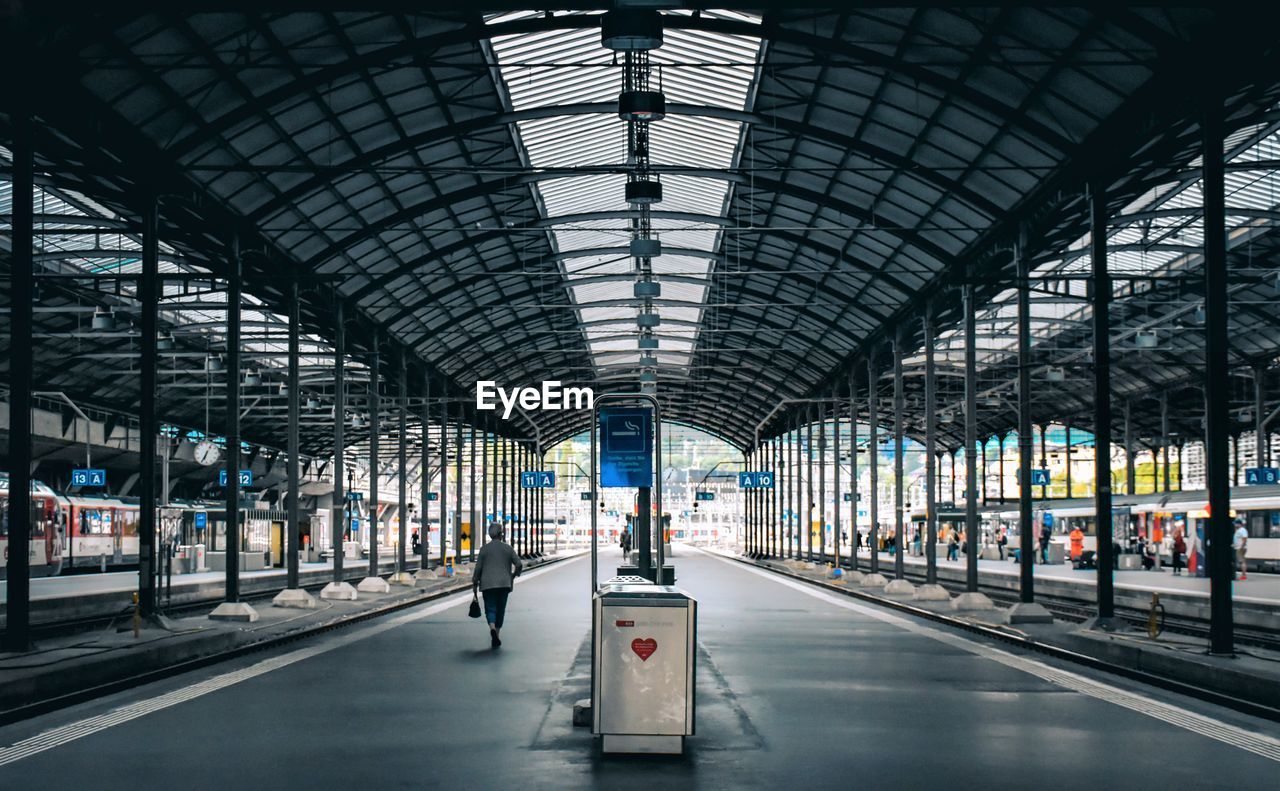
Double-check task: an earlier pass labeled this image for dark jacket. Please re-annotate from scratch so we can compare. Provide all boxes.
[474,540,523,591]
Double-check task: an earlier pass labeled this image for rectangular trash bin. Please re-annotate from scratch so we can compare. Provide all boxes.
[592,579,696,754]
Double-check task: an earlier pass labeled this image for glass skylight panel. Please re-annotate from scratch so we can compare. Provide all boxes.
[488,15,763,376]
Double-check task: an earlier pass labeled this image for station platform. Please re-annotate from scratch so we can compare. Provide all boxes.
[0,555,466,629]
[1,545,1276,788]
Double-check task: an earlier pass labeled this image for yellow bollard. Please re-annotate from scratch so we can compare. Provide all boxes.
[132,591,141,638]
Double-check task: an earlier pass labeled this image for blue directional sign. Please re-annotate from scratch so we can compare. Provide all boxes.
[351,517,360,532]
[599,408,653,487]
[71,468,106,487]
[696,491,715,501]
[521,470,556,489]
[427,492,439,501]
[1030,469,1051,486]
[218,469,253,487]
[739,472,775,489]
[843,492,862,502]
[346,492,363,501]
[194,512,208,530]
[581,491,594,501]
[1245,467,1280,485]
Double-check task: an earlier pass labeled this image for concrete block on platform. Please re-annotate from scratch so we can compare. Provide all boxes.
[572,698,592,727]
[413,568,438,586]
[883,579,916,597]
[357,576,392,594]
[208,601,260,622]
[950,592,996,612]
[913,583,951,602]
[1005,602,1054,624]
[859,573,888,588]
[320,581,359,601]
[388,571,416,586]
[271,588,318,609]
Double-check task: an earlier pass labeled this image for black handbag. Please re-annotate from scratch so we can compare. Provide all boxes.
[468,592,482,619]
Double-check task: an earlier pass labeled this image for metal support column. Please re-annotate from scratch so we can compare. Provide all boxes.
[834,388,842,568]
[849,373,859,571]
[1203,91,1234,654]
[1065,424,1073,498]
[367,334,380,579]
[1256,366,1267,468]
[224,236,243,603]
[332,300,346,584]
[1092,180,1116,623]
[893,329,905,580]
[286,275,302,590]
[480,431,489,546]
[1125,400,1135,496]
[397,351,407,574]
[1017,226,1035,603]
[819,401,827,564]
[964,282,979,592]
[806,406,815,562]
[420,375,431,571]
[454,407,462,560]
[139,197,159,617]
[438,393,448,569]
[4,97,34,651]
[469,424,477,562]
[924,310,938,585]
[868,357,880,573]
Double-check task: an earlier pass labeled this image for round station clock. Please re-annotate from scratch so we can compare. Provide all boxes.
[194,440,221,467]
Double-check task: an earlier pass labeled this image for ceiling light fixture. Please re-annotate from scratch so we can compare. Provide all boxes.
[600,9,664,51]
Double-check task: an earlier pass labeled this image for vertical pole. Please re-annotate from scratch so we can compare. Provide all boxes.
[368,333,380,578]
[893,329,905,581]
[480,431,489,546]
[454,407,462,559]
[1092,180,1115,623]
[1017,225,1035,603]
[1203,89,1233,654]
[786,419,794,558]
[964,282,979,592]
[1256,366,1267,468]
[469,423,477,562]
[1125,400,1136,495]
[139,197,159,617]
[1161,396,1171,493]
[924,310,937,585]
[286,275,301,589]
[332,300,346,583]
[1040,425,1049,499]
[868,357,880,573]
[397,351,407,573]
[438,392,447,570]
[1065,424,1073,498]
[819,401,827,564]
[224,235,242,603]
[849,372,859,572]
[4,93,34,651]
[834,388,842,568]
[806,406,815,562]
[427,373,437,565]
[998,435,1006,502]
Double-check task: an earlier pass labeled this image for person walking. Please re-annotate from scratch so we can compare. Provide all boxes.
[473,523,523,649]
[1039,520,1053,564]
[1233,520,1249,581]
[1171,528,1186,576]
[946,527,959,562]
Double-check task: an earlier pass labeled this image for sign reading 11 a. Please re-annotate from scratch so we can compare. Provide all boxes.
[521,470,556,489]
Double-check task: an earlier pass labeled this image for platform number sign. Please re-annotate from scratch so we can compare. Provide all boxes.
[219,469,254,487]
[581,491,594,501]
[843,493,861,502]
[427,492,439,501]
[72,468,106,487]
[1030,469,1051,486]
[521,471,556,489]
[739,472,775,489]
[696,491,715,502]
[346,492,364,501]
[1245,467,1280,485]
[194,512,207,530]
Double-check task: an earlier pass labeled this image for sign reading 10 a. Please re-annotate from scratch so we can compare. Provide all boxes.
[738,471,774,489]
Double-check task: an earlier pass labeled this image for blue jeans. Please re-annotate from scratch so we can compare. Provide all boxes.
[482,588,511,629]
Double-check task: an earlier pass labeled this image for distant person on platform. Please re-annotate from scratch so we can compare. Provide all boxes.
[1171,529,1186,576]
[1069,526,1085,566]
[1039,521,1053,564]
[946,527,959,562]
[473,523,523,649]
[997,528,1008,561]
[1233,520,1249,581]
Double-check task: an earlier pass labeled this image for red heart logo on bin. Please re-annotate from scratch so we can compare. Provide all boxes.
[631,638,657,661]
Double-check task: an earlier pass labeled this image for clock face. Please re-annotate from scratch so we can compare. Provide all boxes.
[194,440,220,467]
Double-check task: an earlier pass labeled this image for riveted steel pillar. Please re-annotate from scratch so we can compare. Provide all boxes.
[1092,180,1115,622]
[397,351,407,573]
[819,401,827,564]
[834,387,842,568]
[287,275,302,589]
[868,356,880,573]
[964,282,979,592]
[1203,92,1233,654]
[368,333,380,576]
[469,423,477,562]
[332,300,346,583]
[420,375,431,569]
[924,309,938,585]
[438,392,448,570]
[139,197,159,616]
[1017,225,1035,603]
[224,235,243,603]
[893,329,905,580]
[806,405,815,562]
[849,372,859,571]
[454,406,462,559]
[4,95,34,651]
